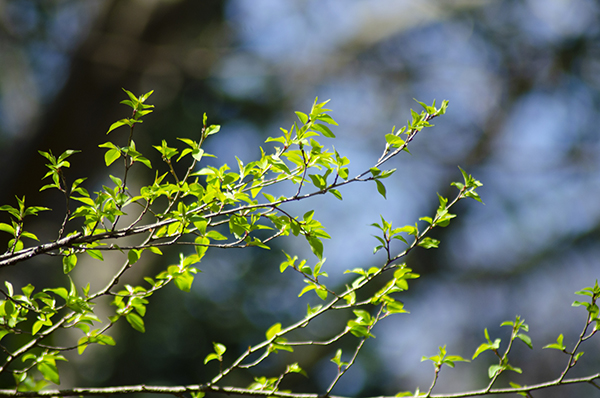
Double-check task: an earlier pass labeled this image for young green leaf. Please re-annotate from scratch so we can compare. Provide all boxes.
[543,334,566,351]
[126,312,145,333]
[266,323,282,340]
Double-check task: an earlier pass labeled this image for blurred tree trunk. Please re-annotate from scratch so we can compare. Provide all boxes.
[0,0,225,230]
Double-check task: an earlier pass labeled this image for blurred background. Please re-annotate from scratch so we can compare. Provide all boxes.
[1,0,599,397]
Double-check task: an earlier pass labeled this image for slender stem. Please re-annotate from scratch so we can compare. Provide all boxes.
[426,367,441,398]
[56,168,71,240]
[559,300,596,381]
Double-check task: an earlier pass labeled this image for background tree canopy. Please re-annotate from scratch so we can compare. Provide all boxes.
[0,1,599,397]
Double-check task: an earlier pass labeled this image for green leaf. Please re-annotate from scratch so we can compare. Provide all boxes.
[195,236,209,259]
[62,254,77,274]
[71,196,95,206]
[206,230,227,241]
[9,239,24,252]
[286,363,307,377]
[312,123,335,138]
[30,313,52,334]
[445,354,469,366]
[385,134,405,147]
[572,300,590,309]
[104,148,121,166]
[204,342,226,364]
[205,125,220,136]
[295,111,308,124]
[329,189,343,200]
[126,312,145,333]
[298,284,316,297]
[306,303,323,317]
[0,223,15,235]
[44,287,68,301]
[134,156,152,169]
[506,364,522,374]
[213,342,226,356]
[473,342,499,360]
[308,174,326,189]
[509,383,529,397]
[86,249,104,261]
[22,284,34,297]
[375,180,387,199]
[315,286,328,300]
[37,362,60,385]
[421,345,469,369]
[347,324,374,338]
[0,327,11,342]
[307,235,323,259]
[543,334,566,350]
[247,237,270,250]
[418,237,440,249]
[488,364,502,379]
[174,270,195,292]
[95,334,116,346]
[204,353,221,365]
[106,119,130,134]
[77,337,90,355]
[122,88,139,103]
[32,319,47,335]
[270,338,293,353]
[331,349,346,367]
[147,246,162,255]
[67,296,92,314]
[266,323,282,340]
[472,329,501,359]
[20,231,39,241]
[385,300,407,314]
[128,249,141,265]
[516,333,533,349]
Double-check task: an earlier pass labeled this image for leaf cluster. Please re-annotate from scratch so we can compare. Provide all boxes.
[0,92,597,398]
